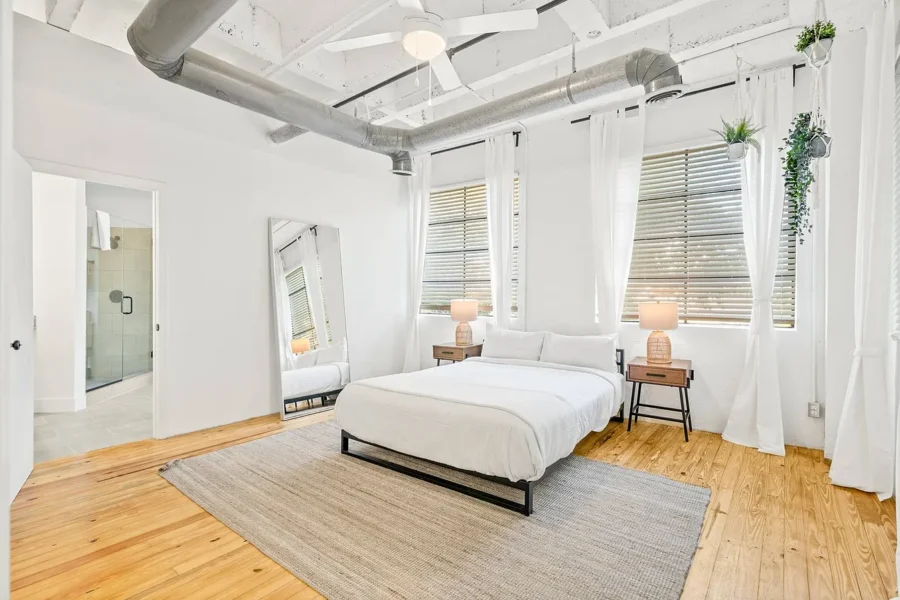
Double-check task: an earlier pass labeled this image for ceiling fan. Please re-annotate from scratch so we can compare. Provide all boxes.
[322,0,540,91]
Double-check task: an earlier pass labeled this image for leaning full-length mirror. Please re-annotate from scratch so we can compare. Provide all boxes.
[269,219,349,419]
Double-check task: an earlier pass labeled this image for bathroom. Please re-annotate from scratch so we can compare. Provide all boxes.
[32,173,155,462]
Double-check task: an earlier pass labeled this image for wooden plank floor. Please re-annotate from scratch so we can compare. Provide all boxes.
[11,413,897,599]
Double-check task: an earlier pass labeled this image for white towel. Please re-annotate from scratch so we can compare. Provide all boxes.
[94,210,111,251]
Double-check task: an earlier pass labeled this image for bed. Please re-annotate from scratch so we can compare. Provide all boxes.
[282,361,349,412]
[335,346,624,515]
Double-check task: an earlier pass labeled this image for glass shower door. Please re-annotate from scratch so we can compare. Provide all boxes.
[120,218,153,379]
[86,212,125,390]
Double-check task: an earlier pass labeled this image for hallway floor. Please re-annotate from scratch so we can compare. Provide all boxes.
[34,383,152,463]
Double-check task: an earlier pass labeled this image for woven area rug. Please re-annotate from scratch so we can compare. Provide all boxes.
[160,421,710,600]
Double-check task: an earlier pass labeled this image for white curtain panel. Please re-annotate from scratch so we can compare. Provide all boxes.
[299,233,330,348]
[590,108,646,335]
[402,154,432,372]
[486,132,516,328]
[831,0,896,499]
[722,68,793,456]
[272,251,294,371]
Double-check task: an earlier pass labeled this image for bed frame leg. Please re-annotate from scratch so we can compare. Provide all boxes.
[340,430,349,454]
[523,482,534,516]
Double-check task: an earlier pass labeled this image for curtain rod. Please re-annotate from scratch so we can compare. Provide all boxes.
[431,131,521,156]
[568,62,807,125]
[277,224,317,254]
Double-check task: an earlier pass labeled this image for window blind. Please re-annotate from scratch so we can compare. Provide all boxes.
[420,179,520,315]
[286,266,318,348]
[623,144,797,326]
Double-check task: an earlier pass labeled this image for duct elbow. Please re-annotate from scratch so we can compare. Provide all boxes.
[626,48,687,104]
[127,25,184,79]
[390,152,414,176]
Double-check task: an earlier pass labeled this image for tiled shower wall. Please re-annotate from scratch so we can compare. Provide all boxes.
[88,226,152,380]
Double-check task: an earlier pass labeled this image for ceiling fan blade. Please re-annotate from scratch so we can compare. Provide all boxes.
[323,31,402,52]
[396,0,426,14]
[444,9,539,37]
[430,52,462,91]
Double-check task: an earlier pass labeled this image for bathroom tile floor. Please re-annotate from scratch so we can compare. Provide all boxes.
[34,383,152,463]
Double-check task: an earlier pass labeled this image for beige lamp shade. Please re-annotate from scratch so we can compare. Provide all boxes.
[450,299,478,322]
[290,338,311,354]
[638,302,679,331]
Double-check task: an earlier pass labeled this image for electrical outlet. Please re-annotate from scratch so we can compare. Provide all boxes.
[808,402,822,418]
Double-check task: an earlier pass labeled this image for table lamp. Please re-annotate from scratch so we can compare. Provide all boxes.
[639,302,678,364]
[291,338,311,354]
[450,299,478,346]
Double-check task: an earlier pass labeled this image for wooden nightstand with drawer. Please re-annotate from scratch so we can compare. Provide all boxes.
[433,342,483,366]
[626,357,694,442]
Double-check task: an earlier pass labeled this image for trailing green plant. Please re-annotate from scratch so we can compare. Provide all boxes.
[712,117,763,150]
[795,20,836,52]
[781,112,826,243]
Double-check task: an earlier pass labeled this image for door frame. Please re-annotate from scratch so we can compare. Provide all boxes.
[26,158,164,440]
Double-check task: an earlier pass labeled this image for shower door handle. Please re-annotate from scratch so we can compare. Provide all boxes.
[122,295,134,315]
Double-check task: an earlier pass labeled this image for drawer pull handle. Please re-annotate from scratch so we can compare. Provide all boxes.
[441,351,454,355]
[646,372,666,378]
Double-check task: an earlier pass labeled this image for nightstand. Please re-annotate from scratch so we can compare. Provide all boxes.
[433,342,483,366]
[626,357,694,442]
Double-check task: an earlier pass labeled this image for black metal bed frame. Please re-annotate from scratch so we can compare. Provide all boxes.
[283,388,343,417]
[339,349,626,516]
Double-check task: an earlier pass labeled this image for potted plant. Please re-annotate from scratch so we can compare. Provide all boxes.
[796,20,836,68]
[712,117,762,161]
[782,112,829,242]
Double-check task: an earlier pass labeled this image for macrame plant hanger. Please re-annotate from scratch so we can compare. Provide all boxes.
[808,0,833,208]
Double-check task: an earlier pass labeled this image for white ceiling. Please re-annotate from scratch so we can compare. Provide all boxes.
[14,0,876,141]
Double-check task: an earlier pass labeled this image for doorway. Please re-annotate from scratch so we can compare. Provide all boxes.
[31,171,158,463]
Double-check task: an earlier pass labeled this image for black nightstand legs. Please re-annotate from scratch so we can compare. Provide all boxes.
[627,382,692,442]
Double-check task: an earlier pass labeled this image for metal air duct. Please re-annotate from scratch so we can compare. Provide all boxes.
[127,0,683,175]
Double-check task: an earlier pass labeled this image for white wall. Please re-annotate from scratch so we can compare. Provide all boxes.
[32,171,86,412]
[418,63,852,449]
[85,182,153,227]
[14,15,408,438]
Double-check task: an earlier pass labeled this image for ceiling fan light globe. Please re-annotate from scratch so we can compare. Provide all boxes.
[401,15,447,61]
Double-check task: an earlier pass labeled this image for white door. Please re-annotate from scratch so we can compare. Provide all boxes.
[2,152,34,502]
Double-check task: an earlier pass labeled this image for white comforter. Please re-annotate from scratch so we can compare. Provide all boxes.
[335,357,623,482]
[282,362,349,400]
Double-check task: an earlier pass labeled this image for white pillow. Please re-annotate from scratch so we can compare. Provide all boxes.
[481,327,545,361]
[290,349,318,370]
[539,332,618,373]
[317,338,348,365]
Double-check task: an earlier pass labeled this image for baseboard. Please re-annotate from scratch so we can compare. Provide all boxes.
[35,397,83,413]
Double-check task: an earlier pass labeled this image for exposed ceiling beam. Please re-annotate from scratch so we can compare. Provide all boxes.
[211,0,283,64]
[262,0,395,79]
[372,0,719,125]
[554,0,609,40]
[45,0,84,31]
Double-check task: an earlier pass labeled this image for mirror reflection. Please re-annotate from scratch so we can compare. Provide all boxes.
[270,219,349,419]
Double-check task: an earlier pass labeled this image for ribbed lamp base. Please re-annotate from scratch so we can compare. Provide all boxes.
[646,330,672,364]
[455,322,473,346]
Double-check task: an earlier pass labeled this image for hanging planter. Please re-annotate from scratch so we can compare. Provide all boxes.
[781,112,830,243]
[712,117,762,162]
[795,20,836,68]
[809,131,833,158]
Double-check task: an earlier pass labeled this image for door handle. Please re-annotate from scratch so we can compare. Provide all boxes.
[11,340,21,350]
[122,295,134,315]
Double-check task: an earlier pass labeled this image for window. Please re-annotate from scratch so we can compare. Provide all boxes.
[420,180,520,315]
[286,266,318,347]
[623,144,797,326]
[286,263,332,348]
